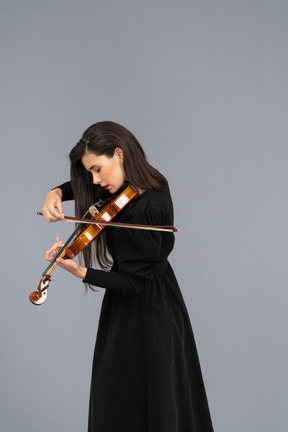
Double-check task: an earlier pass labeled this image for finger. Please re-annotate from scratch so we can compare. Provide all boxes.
[50,206,64,219]
[49,239,64,253]
[42,210,58,222]
[45,250,54,261]
[56,200,64,217]
[52,197,65,218]
[43,208,64,222]
[45,238,64,261]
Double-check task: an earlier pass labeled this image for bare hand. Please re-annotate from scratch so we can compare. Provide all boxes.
[45,237,87,279]
[42,188,65,222]
[45,236,64,261]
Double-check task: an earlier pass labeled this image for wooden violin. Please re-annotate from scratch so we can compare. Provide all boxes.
[29,184,139,305]
[29,184,177,306]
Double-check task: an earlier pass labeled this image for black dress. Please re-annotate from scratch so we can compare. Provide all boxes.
[60,182,214,432]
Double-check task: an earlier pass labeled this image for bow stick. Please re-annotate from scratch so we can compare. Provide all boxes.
[37,212,178,232]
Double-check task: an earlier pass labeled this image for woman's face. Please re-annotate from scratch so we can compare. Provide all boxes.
[81,148,126,194]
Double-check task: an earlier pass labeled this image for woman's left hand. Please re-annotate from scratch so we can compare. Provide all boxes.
[45,237,87,279]
[55,256,87,279]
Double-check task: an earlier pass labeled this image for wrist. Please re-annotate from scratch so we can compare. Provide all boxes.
[77,266,88,279]
[50,188,63,199]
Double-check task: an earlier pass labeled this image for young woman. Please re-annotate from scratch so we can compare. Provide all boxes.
[43,121,214,432]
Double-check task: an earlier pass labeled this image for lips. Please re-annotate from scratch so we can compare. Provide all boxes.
[103,185,109,190]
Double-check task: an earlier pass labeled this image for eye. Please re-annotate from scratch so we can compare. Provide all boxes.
[95,167,101,173]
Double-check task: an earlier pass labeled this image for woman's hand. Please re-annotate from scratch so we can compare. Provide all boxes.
[45,236,64,261]
[45,237,87,280]
[42,188,65,222]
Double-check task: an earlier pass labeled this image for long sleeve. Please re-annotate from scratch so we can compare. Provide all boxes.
[83,267,144,293]
[53,181,74,201]
[83,194,175,294]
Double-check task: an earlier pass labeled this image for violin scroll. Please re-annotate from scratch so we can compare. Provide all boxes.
[29,275,51,305]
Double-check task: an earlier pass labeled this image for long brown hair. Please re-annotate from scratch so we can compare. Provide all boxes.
[69,121,167,270]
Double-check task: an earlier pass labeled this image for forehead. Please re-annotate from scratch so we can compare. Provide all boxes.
[81,152,111,170]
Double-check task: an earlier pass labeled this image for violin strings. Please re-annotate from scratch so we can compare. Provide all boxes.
[41,205,101,277]
[41,224,84,277]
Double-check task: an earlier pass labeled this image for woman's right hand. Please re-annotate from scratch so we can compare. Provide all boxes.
[42,188,65,222]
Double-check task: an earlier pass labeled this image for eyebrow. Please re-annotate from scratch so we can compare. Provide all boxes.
[88,164,100,171]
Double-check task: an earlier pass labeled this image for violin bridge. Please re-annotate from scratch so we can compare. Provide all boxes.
[89,205,99,217]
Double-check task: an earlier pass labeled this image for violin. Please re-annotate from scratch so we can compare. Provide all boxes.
[29,184,139,306]
[29,184,177,306]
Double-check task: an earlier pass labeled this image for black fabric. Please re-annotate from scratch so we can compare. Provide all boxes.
[62,183,214,432]
[53,181,74,201]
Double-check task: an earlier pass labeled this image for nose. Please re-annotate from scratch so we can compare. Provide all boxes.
[92,172,101,185]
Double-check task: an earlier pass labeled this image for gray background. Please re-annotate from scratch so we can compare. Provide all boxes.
[1,0,287,431]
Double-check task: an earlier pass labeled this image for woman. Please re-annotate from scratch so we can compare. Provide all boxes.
[43,121,214,432]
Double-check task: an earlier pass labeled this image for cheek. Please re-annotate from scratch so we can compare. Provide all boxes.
[112,162,125,181]
[119,165,126,181]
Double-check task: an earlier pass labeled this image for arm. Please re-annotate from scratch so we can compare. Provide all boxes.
[83,199,174,294]
[42,181,74,222]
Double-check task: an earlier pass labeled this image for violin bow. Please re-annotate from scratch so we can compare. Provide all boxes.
[37,213,178,233]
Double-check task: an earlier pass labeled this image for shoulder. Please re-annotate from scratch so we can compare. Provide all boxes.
[123,184,174,225]
[140,183,173,209]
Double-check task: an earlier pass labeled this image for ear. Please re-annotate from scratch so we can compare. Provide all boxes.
[115,147,124,162]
